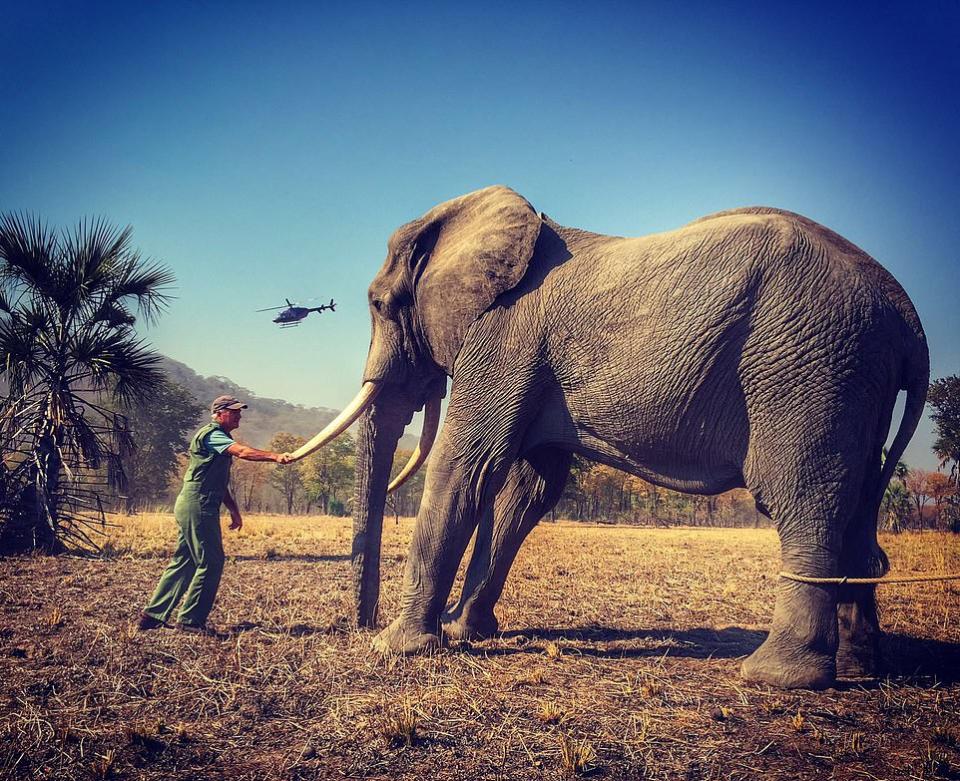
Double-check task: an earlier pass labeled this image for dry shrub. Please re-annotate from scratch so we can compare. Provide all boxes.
[88,749,116,779]
[378,698,418,748]
[537,701,567,725]
[558,732,596,775]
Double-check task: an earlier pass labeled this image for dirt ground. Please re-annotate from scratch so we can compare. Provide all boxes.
[1,514,959,780]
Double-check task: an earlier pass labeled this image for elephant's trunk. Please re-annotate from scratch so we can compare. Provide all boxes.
[351,396,411,627]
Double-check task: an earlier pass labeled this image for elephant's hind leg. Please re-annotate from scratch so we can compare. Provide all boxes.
[741,571,841,689]
[836,450,889,679]
[835,583,883,679]
[444,448,572,641]
[740,419,872,689]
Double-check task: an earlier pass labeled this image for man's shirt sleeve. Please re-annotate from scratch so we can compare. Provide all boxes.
[204,430,235,454]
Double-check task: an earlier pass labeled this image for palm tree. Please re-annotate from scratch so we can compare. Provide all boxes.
[879,446,911,532]
[881,481,912,533]
[881,446,909,482]
[0,213,174,552]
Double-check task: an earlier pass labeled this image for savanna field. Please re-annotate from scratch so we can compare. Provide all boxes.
[1,515,958,781]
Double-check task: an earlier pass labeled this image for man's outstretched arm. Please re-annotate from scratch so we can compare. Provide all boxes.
[226,443,292,463]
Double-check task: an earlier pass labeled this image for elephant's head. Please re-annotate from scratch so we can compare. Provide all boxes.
[292,185,542,625]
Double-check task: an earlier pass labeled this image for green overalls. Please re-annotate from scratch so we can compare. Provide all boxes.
[143,423,233,627]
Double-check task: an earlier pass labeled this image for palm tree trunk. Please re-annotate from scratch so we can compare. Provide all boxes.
[31,430,63,552]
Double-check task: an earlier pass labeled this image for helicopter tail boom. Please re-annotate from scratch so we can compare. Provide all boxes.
[306,299,336,314]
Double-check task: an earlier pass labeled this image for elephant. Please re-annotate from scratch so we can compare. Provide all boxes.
[292,185,928,690]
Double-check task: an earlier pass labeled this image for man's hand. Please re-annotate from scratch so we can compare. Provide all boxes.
[228,509,243,531]
[276,452,295,464]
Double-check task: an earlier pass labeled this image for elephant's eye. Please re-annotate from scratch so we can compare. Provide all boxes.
[371,299,385,313]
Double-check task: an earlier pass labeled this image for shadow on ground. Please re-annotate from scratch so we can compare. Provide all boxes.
[491,625,765,659]
[225,618,353,637]
[230,553,351,563]
[473,625,960,681]
[94,551,353,562]
[881,633,960,683]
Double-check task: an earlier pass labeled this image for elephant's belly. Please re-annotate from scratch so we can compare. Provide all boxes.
[575,433,745,495]
[523,389,748,495]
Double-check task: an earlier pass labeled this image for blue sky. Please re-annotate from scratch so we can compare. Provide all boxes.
[2,1,957,469]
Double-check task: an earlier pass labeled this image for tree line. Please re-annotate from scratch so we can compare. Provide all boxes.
[112,376,960,535]
[100,377,769,524]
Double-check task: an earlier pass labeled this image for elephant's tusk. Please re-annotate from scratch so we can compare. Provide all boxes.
[289,382,382,461]
[387,396,441,492]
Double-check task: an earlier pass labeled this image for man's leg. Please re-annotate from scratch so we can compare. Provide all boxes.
[176,513,225,628]
[142,528,197,623]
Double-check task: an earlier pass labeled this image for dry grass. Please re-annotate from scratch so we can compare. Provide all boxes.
[1,514,958,780]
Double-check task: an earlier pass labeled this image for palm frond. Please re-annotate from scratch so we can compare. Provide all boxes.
[109,337,166,405]
[61,325,120,391]
[0,212,58,293]
[89,300,136,328]
[63,217,132,296]
[67,329,166,405]
[105,255,176,325]
[107,412,133,492]
[18,298,56,334]
[62,407,108,468]
[0,309,49,391]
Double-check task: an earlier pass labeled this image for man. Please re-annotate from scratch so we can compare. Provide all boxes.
[138,395,294,634]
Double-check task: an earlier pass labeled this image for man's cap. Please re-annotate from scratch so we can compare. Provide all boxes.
[211,395,248,414]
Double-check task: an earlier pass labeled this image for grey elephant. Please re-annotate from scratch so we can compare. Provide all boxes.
[294,185,928,690]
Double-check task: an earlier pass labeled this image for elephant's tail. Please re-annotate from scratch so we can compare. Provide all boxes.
[875,312,929,507]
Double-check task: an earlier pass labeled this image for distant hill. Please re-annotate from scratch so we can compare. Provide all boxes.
[160,356,420,451]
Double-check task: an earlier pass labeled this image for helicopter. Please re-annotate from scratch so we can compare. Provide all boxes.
[257,298,336,327]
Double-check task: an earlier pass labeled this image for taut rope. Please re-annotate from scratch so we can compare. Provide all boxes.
[779,571,960,585]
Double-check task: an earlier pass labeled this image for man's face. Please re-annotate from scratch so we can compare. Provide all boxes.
[216,408,242,431]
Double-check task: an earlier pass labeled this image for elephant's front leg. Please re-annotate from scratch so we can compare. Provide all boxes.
[372,416,521,654]
[444,447,571,641]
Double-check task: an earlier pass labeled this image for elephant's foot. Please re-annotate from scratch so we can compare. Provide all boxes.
[741,630,836,690]
[442,603,499,641]
[835,602,881,679]
[741,575,839,689]
[372,617,441,655]
[835,640,879,680]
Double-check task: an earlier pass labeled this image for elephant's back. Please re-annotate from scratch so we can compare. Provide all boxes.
[726,209,925,365]
[687,207,918,312]
[676,208,922,337]
[687,205,867,259]
[692,210,928,412]
[541,210,924,426]
[548,210,920,337]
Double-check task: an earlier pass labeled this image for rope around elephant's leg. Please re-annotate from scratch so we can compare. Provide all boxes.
[778,571,960,585]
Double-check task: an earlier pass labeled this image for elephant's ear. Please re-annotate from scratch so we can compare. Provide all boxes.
[415,185,541,371]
